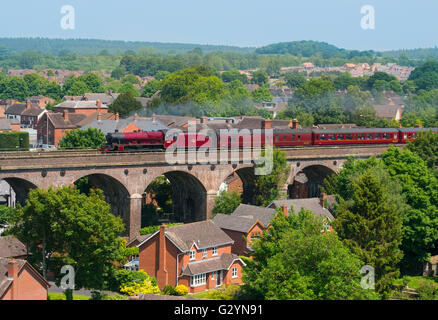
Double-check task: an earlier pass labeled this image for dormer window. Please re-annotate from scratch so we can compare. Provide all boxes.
[190,249,196,261]
[212,247,218,256]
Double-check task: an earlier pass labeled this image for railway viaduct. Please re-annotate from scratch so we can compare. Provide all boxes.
[0,145,396,240]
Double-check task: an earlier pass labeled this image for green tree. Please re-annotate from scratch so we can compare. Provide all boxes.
[0,205,16,231]
[109,91,142,117]
[212,190,242,216]
[252,87,273,103]
[58,128,106,150]
[253,148,290,206]
[333,170,403,295]
[9,186,126,299]
[406,130,438,170]
[285,72,306,89]
[251,70,269,86]
[141,79,162,98]
[241,209,379,300]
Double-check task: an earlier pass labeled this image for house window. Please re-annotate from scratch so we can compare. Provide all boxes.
[203,249,207,259]
[191,273,206,287]
[211,272,215,280]
[251,232,261,240]
[232,267,238,278]
[190,250,196,261]
[212,247,218,256]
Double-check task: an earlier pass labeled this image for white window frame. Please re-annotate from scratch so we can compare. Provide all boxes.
[212,246,218,256]
[189,249,196,261]
[190,273,206,287]
[232,267,238,278]
[202,248,207,258]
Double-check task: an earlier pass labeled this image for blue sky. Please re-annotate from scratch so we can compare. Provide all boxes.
[0,0,436,51]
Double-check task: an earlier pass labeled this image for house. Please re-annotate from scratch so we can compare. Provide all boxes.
[0,258,50,300]
[213,204,277,256]
[20,104,47,129]
[423,255,438,277]
[267,195,335,223]
[81,114,168,135]
[373,104,403,121]
[27,96,55,109]
[36,110,115,146]
[0,118,20,132]
[0,236,27,259]
[53,99,109,116]
[136,221,246,293]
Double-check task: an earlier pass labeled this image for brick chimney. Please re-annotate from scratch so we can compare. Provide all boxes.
[115,113,119,121]
[263,119,271,130]
[292,119,299,129]
[282,204,288,217]
[152,113,156,122]
[320,193,327,209]
[96,99,102,108]
[26,99,31,110]
[157,224,168,289]
[8,259,19,300]
[63,110,69,122]
[97,113,102,121]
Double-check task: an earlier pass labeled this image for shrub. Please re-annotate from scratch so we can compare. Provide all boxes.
[174,284,188,296]
[0,131,29,151]
[417,279,438,300]
[163,284,177,296]
[120,278,161,296]
[108,269,149,292]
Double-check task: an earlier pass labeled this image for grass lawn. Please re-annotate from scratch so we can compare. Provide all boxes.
[47,292,91,300]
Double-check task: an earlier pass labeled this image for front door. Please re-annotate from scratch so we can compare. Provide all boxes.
[216,270,222,287]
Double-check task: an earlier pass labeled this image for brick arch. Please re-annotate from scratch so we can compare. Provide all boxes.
[289,162,338,199]
[1,176,39,207]
[142,169,208,223]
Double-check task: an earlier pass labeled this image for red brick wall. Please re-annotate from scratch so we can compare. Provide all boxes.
[221,229,248,256]
[1,266,48,300]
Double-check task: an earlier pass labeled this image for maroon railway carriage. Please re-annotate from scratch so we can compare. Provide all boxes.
[273,128,313,147]
[312,128,400,146]
[100,131,165,152]
[398,127,438,144]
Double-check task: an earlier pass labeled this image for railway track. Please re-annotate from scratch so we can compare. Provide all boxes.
[0,144,404,160]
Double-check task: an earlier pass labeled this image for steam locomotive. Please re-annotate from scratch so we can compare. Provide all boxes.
[99,126,438,152]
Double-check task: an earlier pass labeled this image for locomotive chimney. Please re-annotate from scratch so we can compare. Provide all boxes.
[292,119,299,129]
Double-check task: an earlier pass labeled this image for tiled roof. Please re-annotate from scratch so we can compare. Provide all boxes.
[46,113,86,129]
[232,204,277,228]
[5,104,27,115]
[181,253,244,276]
[164,220,234,251]
[268,198,334,220]
[213,214,260,233]
[55,100,108,110]
[81,118,168,134]
[0,236,27,258]
[83,93,119,105]
[0,258,26,298]
[21,106,45,117]
[0,118,19,131]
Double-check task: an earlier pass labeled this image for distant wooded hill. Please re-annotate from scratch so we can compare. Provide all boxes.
[0,37,254,55]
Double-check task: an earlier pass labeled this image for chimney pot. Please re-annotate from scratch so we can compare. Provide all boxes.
[96,99,101,108]
[97,113,102,121]
[8,259,18,300]
[282,204,288,217]
[26,100,31,110]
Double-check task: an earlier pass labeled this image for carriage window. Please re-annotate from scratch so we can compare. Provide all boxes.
[383,133,389,139]
[298,135,301,140]
[412,133,417,138]
[388,134,393,139]
[394,134,397,139]
[358,134,365,140]
[329,134,336,140]
[346,134,353,140]
[275,136,279,142]
[292,134,296,141]
[284,135,288,141]
[320,134,327,141]
[338,134,345,140]
[374,133,381,140]
[367,134,373,140]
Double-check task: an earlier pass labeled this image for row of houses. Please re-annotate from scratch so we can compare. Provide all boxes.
[125,195,334,294]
